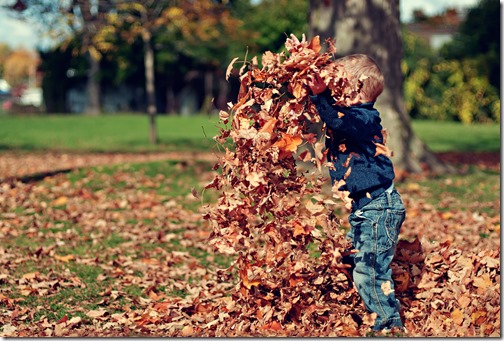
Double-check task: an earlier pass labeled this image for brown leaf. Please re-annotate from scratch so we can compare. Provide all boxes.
[473,274,492,289]
[85,309,109,319]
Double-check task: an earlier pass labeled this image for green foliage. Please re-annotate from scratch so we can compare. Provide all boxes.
[402,37,501,124]
[241,0,309,54]
[439,0,500,91]
[0,43,13,78]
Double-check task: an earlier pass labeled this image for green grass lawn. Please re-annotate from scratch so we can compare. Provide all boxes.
[411,120,500,152]
[0,114,221,153]
[0,114,499,153]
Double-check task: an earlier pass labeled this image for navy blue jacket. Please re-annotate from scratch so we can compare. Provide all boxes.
[310,90,395,210]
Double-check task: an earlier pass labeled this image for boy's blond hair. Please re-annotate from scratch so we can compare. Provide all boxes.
[335,54,384,103]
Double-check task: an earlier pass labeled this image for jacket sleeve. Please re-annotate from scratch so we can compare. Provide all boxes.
[310,91,377,140]
[309,89,344,132]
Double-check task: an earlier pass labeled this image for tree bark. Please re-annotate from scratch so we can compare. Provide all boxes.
[85,51,101,115]
[142,29,158,145]
[166,82,176,114]
[309,0,452,173]
[202,69,214,114]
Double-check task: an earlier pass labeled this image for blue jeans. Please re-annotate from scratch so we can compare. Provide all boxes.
[347,185,406,331]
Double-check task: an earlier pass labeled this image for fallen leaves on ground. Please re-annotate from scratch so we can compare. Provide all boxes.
[0,154,499,336]
[0,36,500,336]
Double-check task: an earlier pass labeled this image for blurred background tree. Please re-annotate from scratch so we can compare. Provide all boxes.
[2,48,38,87]
[0,43,13,79]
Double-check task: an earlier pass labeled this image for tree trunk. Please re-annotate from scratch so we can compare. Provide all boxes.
[216,72,229,111]
[142,29,158,145]
[309,0,452,173]
[85,52,100,115]
[166,82,176,114]
[202,70,214,114]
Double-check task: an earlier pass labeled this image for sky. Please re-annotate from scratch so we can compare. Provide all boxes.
[0,0,485,51]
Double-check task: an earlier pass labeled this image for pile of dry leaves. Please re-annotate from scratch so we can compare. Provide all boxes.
[201,34,366,335]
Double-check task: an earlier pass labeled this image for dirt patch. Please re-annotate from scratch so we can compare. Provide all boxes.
[435,151,500,170]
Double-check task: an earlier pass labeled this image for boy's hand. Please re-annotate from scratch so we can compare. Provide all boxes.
[307,72,327,95]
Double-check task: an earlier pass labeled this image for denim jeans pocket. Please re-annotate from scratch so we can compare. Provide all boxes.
[378,209,405,252]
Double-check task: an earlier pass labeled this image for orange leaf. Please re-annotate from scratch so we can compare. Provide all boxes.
[259,117,278,134]
[451,308,464,325]
[289,275,304,287]
[307,35,321,53]
[291,220,312,237]
[292,81,307,99]
[181,326,194,336]
[54,254,75,263]
[239,268,261,289]
[471,311,487,324]
[261,321,283,331]
[273,133,303,153]
[457,294,472,308]
[51,196,68,206]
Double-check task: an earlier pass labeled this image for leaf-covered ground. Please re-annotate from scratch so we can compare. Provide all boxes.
[0,152,500,337]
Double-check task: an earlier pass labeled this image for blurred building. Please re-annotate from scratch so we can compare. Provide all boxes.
[405,8,467,50]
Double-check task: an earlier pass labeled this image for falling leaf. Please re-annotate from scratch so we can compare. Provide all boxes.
[373,142,393,158]
[226,57,239,80]
[191,187,199,199]
[246,171,266,187]
[381,281,393,296]
[259,117,278,134]
[273,133,303,153]
[219,110,229,123]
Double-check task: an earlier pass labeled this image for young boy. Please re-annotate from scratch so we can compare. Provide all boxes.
[308,54,406,332]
